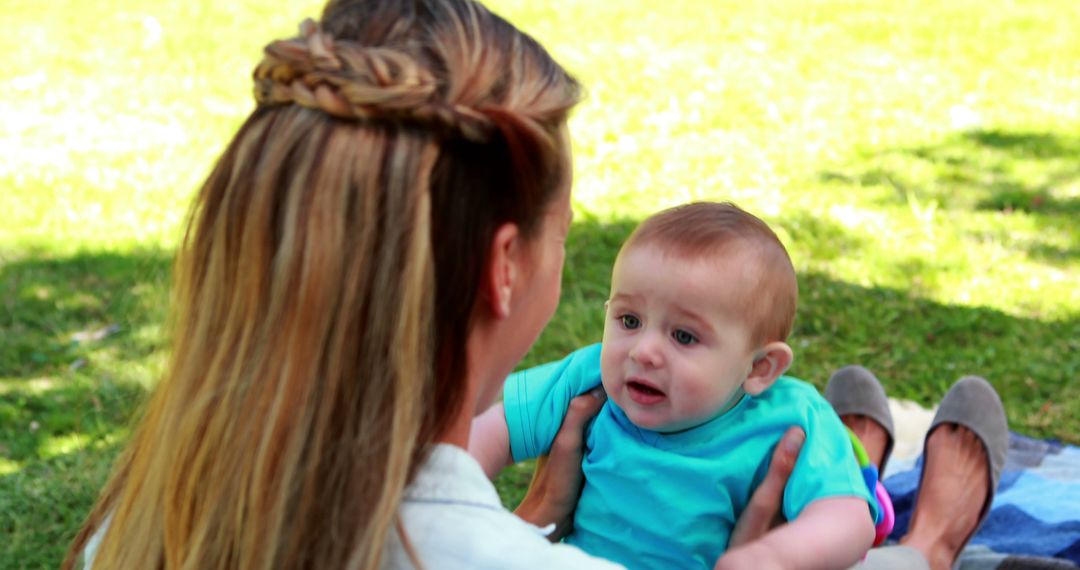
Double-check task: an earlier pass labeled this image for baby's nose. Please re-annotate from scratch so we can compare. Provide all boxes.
[629,331,665,368]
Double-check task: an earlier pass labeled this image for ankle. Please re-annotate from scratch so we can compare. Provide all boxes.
[901,501,978,568]
[841,415,889,468]
[900,531,956,570]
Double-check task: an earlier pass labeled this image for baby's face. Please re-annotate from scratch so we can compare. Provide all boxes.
[600,245,759,432]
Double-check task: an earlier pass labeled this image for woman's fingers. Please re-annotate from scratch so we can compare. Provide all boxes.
[728,426,805,548]
[550,387,606,457]
[514,388,606,540]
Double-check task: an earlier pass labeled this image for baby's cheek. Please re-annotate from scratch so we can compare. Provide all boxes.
[599,317,620,342]
[598,345,619,388]
[678,380,730,414]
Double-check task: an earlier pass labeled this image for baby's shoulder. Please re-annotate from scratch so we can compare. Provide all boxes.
[763,375,828,405]
[747,376,835,424]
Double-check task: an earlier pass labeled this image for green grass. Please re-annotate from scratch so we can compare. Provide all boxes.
[3,0,1079,566]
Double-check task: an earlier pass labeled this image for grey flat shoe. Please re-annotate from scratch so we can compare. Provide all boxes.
[925,375,1009,534]
[824,365,895,474]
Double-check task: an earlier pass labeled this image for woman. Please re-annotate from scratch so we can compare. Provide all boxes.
[66,0,597,566]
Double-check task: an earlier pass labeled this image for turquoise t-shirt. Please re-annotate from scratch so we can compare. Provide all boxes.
[504,344,876,570]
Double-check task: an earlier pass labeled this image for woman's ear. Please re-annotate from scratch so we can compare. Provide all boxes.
[743,341,794,396]
[482,222,521,319]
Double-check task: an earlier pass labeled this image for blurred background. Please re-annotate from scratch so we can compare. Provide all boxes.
[2,0,1078,566]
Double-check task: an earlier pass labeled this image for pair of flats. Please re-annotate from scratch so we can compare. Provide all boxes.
[824,366,1009,554]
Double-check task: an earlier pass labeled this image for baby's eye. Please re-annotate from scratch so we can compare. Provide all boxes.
[672,329,697,345]
[620,314,641,330]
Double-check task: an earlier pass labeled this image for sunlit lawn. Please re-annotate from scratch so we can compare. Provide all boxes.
[3,0,1079,566]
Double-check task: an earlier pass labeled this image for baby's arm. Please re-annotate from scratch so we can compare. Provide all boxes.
[469,402,514,480]
[470,345,606,480]
[715,496,874,570]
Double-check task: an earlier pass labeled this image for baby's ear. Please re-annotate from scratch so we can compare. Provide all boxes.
[743,342,794,396]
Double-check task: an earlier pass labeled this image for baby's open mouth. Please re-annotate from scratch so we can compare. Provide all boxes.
[627,380,666,404]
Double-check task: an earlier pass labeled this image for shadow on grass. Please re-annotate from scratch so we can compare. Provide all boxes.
[2,220,1079,566]
[0,378,143,466]
[1,248,173,381]
[792,272,1079,440]
[819,128,1080,264]
[0,248,166,568]
[1,248,162,463]
[0,441,124,570]
[773,210,868,262]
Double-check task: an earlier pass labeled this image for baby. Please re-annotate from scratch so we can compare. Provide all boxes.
[471,202,878,569]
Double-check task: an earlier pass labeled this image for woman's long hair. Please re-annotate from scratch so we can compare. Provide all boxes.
[64,1,579,567]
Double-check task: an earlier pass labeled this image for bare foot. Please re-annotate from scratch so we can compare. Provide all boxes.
[841,414,889,469]
[900,424,990,570]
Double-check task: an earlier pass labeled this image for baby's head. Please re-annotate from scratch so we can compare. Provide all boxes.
[600,202,797,432]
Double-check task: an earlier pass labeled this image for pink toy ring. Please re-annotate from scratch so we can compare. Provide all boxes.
[873,480,895,546]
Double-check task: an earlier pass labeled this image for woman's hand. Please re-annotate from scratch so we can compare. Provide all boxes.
[513,388,607,541]
[725,426,806,549]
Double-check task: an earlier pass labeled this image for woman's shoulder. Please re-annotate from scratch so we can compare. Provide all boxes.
[391,495,622,569]
[389,444,623,569]
[388,513,621,569]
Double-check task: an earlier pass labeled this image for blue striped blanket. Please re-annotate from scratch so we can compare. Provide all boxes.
[884,432,1080,568]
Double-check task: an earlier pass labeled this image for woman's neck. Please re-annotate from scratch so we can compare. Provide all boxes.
[437,402,474,448]
[439,308,517,448]
[436,355,484,449]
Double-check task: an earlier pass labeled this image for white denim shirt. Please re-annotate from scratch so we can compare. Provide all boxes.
[382,444,624,569]
[85,444,620,569]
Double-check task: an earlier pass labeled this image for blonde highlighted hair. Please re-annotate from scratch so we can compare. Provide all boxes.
[64,1,579,568]
[620,201,797,346]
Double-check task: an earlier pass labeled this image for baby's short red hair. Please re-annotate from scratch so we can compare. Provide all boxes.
[619,202,797,346]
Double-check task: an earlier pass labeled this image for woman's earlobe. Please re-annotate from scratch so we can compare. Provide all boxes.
[495,283,513,317]
[486,223,521,319]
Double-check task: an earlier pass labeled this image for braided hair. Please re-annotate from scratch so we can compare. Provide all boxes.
[255,19,496,142]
